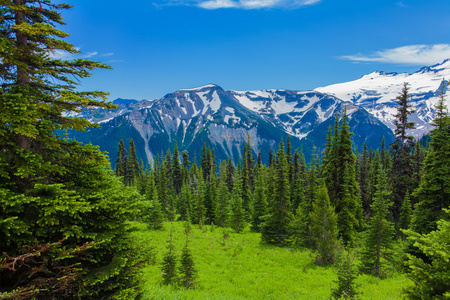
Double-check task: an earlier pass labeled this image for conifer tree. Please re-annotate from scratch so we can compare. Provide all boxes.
[412,81,450,234]
[229,170,246,233]
[359,142,371,216]
[261,140,292,246]
[179,230,198,289]
[182,150,191,185]
[297,149,319,247]
[126,138,140,186]
[360,169,394,278]
[115,139,127,177]
[391,82,416,222]
[403,209,450,299]
[192,173,207,228]
[172,142,183,195]
[215,178,230,228]
[148,175,165,231]
[178,183,192,221]
[161,228,178,285]
[331,250,360,300]
[0,1,142,297]
[225,157,235,193]
[311,182,339,265]
[336,109,362,244]
[398,191,412,239]
[251,166,268,232]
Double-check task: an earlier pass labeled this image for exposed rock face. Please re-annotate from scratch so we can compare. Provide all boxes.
[71,84,393,166]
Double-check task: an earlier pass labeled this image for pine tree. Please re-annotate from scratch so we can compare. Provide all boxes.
[149,176,165,231]
[331,250,360,300]
[403,209,450,299]
[126,138,140,186]
[178,183,192,222]
[412,81,450,234]
[0,1,142,297]
[178,231,198,289]
[391,82,416,222]
[215,178,230,228]
[261,140,292,246]
[251,166,268,232]
[311,182,339,265]
[172,142,183,195]
[192,173,207,228]
[181,150,191,185]
[398,191,412,239]
[229,170,246,233]
[225,157,235,193]
[115,139,127,177]
[161,228,178,285]
[359,169,394,278]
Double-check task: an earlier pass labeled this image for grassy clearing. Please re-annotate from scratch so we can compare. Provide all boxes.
[129,222,410,299]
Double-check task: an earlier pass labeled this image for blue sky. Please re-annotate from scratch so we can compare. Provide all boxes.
[57,0,450,100]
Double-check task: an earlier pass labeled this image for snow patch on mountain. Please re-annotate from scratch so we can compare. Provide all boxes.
[316,59,450,137]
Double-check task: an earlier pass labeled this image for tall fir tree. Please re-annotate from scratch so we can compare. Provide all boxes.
[126,138,140,186]
[261,140,292,246]
[391,82,416,222]
[172,142,183,195]
[403,209,450,299]
[161,228,178,285]
[359,169,395,278]
[115,139,127,178]
[411,81,450,234]
[229,169,246,233]
[311,182,339,265]
[251,165,268,232]
[0,1,143,297]
[178,230,198,289]
[215,177,230,228]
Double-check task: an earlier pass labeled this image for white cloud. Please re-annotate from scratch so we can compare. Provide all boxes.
[83,51,98,58]
[199,0,238,9]
[173,0,320,9]
[340,44,450,65]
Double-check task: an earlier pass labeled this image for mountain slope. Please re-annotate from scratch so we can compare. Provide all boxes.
[70,84,393,167]
[315,59,450,138]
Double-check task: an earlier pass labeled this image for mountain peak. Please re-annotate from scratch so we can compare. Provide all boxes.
[178,84,222,92]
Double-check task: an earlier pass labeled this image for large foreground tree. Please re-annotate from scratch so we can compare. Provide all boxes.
[0,1,143,298]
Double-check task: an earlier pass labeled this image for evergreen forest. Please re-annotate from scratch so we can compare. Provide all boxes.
[1,1,450,299]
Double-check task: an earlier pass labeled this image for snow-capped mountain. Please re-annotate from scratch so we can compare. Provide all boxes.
[70,84,392,166]
[316,59,450,138]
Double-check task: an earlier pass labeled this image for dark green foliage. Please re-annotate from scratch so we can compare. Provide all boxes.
[331,250,361,300]
[412,82,450,234]
[398,192,412,238]
[0,1,144,297]
[403,209,450,299]
[161,228,178,285]
[323,110,362,245]
[251,166,268,232]
[215,178,230,228]
[261,140,292,246]
[359,169,395,277]
[126,139,140,186]
[172,142,183,195]
[178,183,193,222]
[178,235,198,289]
[148,176,165,231]
[229,170,246,233]
[311,182,339,265]
[115,139,127,177]
[391,82,416,222]
[192,173,207,228]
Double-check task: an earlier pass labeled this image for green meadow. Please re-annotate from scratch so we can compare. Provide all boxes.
[130,222,410,299]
